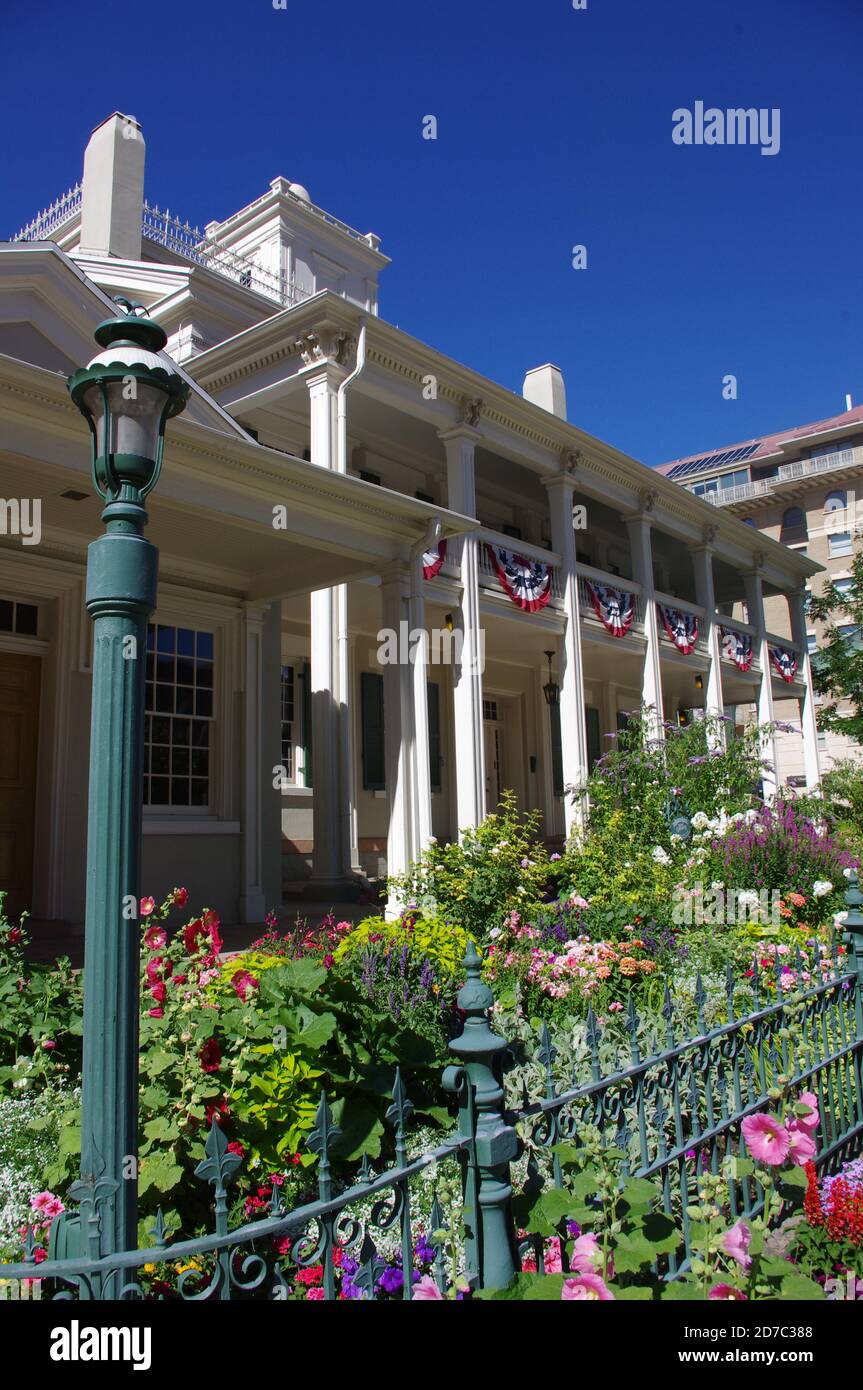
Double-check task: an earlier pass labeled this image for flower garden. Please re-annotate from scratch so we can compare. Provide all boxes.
[1,711,862,1303]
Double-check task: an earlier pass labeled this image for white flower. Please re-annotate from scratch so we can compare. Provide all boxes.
[744,809,758,826]
[812,880,833,899]
[691,812,709,831]
[490,846,500,856]
[489,927,502,939]
[738,890,760,910]
[516,886,526,896]
[651,846,671,865]
[834,910,849,927]
[428,835,437,844]
[711,880,724,891]
[844,867,854,879]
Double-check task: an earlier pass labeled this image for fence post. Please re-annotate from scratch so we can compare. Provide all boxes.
[444,940,520,1290]
[842,870,863,1024]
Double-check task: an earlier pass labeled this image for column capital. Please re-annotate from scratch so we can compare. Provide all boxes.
[438,421,482,447]
[293,330,356,373]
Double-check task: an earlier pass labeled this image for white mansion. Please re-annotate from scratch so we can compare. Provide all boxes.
[0,113,822,930]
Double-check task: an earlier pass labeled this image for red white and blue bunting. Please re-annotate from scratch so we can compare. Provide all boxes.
[486,544,552,611]
[659,604,699,655]
[422,538,447,580]
[585,580,635,637]
[720,626,754,672]
[770,646,798,683]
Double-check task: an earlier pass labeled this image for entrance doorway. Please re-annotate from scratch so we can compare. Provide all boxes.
[0,652,40,917]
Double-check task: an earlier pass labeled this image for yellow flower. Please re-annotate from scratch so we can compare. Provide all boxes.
[143,1263,157,1274]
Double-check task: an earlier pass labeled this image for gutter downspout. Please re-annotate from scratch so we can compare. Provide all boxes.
[335,319,367,879]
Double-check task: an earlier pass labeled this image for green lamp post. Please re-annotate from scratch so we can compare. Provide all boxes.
[66,301,189,1263]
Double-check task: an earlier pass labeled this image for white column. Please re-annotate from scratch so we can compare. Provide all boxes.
[440,425,485,834]
[305,363,354,890]
[626,513,665,737]
[691,543,726,749]
[789,587,821,791]
[381,565,415,912]
[240,604,267,923]
[545,473,589,834]
[410,546,433,852]
[744,568,779,802]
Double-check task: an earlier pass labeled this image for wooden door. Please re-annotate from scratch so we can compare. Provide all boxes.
[0,653,40,917]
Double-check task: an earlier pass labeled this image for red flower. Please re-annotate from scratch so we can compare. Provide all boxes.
[295,1265,323,1286]
[172,973,187,986]
[145,957,165,983]
[140,896,156,917]
[231,969,259,1002]
[8,927,22,946]
[173,887,189,908]
[147,1007,164,1019]
[804,1162,824,1228]
[183,911,223,958]
[32,1247,47,1265]
[227,1141,245,1159]
[323,954,335,970]
[199,1038,221,1073]
[149,981,167,1004]
[143,926,167,951]
[205,1099,231,1126]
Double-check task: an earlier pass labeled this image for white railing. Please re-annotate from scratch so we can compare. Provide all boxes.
[477,530,563,602]
[575,564,644,630]
[11,183,82,241]
[141,203,311,308]
[701,478,773,506]
[698,446,862,507]
[715,612,755,637]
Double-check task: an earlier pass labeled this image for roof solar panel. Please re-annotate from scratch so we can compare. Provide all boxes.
[666,440,760,481]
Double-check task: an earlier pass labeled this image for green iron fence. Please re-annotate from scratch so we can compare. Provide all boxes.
[2,885,862,1300]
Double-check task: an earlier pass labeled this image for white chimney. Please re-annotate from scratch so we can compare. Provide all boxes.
[522,363,567,420]
[79,113,145,260]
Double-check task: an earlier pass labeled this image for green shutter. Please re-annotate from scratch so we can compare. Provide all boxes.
[361,671,386,791]
[301,661,312,788]
[586,705,601,772]
[427,680,442,793]
[550,703,564,795]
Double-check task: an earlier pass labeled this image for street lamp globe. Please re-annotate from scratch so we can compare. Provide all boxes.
[68,299,189,502]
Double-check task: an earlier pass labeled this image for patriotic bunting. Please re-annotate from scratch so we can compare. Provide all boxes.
[585,579,635,637]
[658,604,699,655]
[770,646,798,683]
[485,544,552,611]
[719,626,754,672]
[422,537,447,580]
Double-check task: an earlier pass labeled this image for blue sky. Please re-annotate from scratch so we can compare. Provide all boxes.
[3,0,861,466]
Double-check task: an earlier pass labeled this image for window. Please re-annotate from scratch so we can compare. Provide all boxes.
[281,665,295,780]
[825,490,846,514]
[0,599,38,636]
[807,633,818,655]
[780,507,808,545]
[829,531,853,558]
[833,577,855,599]
[145,625,214,807]
[427,681,442,794]
[361,671,385,790]
[483,699,499,722]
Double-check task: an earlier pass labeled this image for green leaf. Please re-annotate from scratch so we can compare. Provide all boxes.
[662,1279,703,1300]
[779,1273,824,1300]
[329,1096,384,1160]
[523,1274,565,1300]
[138,1153,184,1196]
[619,1177,659,1209]
[143,1115,180,1142]
[612,1233,657,1273]
[611,1284,654,1300]
[142,1047,174,1077]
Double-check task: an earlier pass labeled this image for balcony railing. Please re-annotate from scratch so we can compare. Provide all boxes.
[11,183,82,242]
[477,529,563,604]
[654,591,707,655]
[699,446,862,506]
[715,612,760,673]
[141,203,311,309]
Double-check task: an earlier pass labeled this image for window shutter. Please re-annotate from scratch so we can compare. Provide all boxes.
[586,706,601,773]
[361,671,386,791]
[427,680,442,793]
[550,703,564,795]
[301,661,312,788]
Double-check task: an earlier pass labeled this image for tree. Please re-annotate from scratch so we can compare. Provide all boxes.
[806,552,863,745]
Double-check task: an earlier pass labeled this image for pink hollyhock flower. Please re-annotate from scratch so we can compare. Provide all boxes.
[561,1272,614,1301]
[41,1039,56,1051]
[143,925,167,950]
[786,1121,817,1164]
[796,1092,820,1134]
[30,1191,64,1220]
[709,1283,747,1300]
[231,969,259,1002]
[741,1112,791,1165]
[139,896,156,917]
[570,1232,602,1273]
[149,981,167,1004]
[145,957,165,983]
[721,1219,751,1270]
[543,1238,563,1273]
[147,1007,164,1019]
[412,1275,445,1300]
[173,887,189,908]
